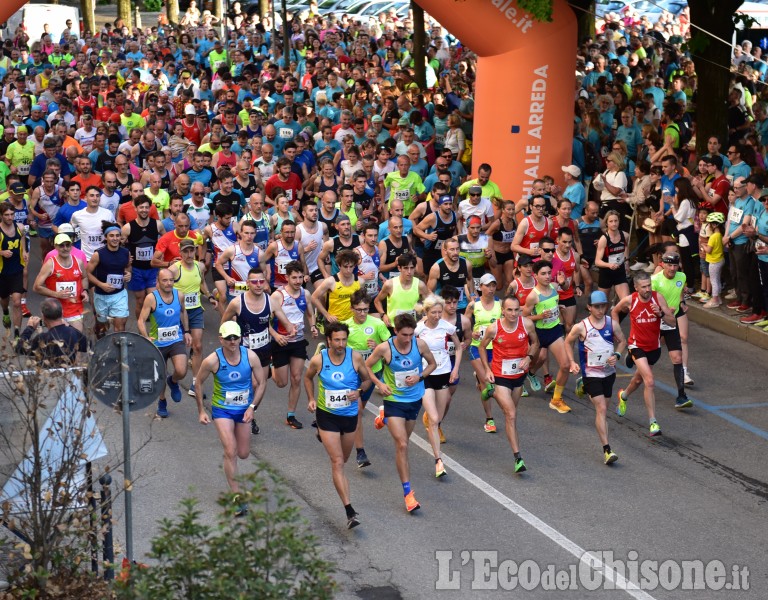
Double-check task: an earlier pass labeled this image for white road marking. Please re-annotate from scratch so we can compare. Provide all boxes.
[366,403,657,599]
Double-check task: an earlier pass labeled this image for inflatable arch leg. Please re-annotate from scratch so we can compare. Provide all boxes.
[415,0,577,201]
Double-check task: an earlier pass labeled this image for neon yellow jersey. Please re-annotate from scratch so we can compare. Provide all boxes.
[384,171,425,217]
[471,299,500,348]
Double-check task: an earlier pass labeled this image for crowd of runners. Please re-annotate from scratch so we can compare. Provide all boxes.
[2,0,764,529]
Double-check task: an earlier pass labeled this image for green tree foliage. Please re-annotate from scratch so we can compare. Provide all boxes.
[115,466,336,600]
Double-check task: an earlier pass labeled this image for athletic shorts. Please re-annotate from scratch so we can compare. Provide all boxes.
[425,372,451,390]
[627,346,661,368]
[559,296,577,308]
[598,267,628,290]
[158,339,187,361]
[0,271,25,298]
[187,306,204,330]
[383,398,422,421]
[536,324,564,349]
[255,348,272,375]
[495,251,515,265]
[38,227,55,239]
[64,314,84,324]
[494,374,525,390]
[361,370,381,402]
[271,339,308,368]
[660,325,682,352]
[309,268,325,284]
[212,268,228,282]
[212,405,248,423]
[127,267,158,291]
[315,408,358,434]
[449,356,461,386]
[94,289,129,322]
[469,345,492,362]
[584,373,616,399]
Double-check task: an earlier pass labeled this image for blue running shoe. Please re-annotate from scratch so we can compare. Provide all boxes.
[167,375,182,403]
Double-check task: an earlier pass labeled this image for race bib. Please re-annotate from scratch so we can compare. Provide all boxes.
[394,368,419,388]
[56,281,76,295]
[394,189,409,201]
[231,281,248,295]
[358,349,372,361]
[225,389,248,406]
[447,340,456,356]
[587,351,609,367]
[501,358,523,376]
[501,230,515,243]
[458,288,465,304]
[529,242,539,250]
[247,329,270,349]
[276,257,290,275]
[435,239,444,250]
[157,325,180,342]
[477,325,487,339]
[362,278,378,294]
[435,134,445,145]
[136,246,153,261]
[325,388,352,409]
[279,127,293,139]
[729,207,744,225]
[608,253,624,266]
[107,273,124,288]
[184,291,199,308]
[542,306,560,327]
[17,164,30,176]
[73,226,81,241]
[88,233,104,246]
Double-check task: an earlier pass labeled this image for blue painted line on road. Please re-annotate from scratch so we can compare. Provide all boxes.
[706,402,768,410]
[616,365,768,442]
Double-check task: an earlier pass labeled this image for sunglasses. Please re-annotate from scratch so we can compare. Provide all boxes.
[540,247,555,253]
[223,335,241,341]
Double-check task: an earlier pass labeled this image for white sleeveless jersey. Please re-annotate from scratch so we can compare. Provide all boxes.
[297,222,324,272]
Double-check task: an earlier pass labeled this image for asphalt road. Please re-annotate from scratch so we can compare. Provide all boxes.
[5,244,768,599]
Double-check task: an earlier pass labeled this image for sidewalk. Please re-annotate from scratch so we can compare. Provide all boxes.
[686,300,768,351]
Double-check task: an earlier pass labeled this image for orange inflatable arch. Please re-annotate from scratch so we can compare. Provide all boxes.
[0,0,576,200]
[418,0,577,201]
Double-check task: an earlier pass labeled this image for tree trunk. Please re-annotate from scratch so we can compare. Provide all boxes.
[412,1,426,89]
[80,0,95,35]
[117,0,132,30]
[688,0,743,157]
[167,0,180,26]
[569,0,595,42]
[282,0,290,70]
[259,0,269,21]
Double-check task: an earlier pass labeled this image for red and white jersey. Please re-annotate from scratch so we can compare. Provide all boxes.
[551,248,577,301]
[491,317,529,379]
[627,291,662,352]
[512,277,535,305]
[520,215,551,252]
[44,255,84,319]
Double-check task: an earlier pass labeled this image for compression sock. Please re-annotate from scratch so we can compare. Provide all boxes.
[603,444,611,453]
[344,504,356,519]
[553,384,565,402]
[673,364,685,396]
[402,481,411,496]
[514,452,521,460]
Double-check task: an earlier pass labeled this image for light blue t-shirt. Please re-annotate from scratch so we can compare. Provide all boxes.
[725,196,755,246]
[727,160,751,182]
[563,183,587,219]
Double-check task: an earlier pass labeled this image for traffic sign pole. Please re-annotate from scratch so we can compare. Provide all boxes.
[120,336,133,561]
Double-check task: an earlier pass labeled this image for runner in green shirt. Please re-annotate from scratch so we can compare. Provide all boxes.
[383,155,426,217]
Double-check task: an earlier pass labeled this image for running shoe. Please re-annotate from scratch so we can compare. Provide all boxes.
[616,389,627,417]
[251,420,259,435]
[356,449,371,468]
[754,319,768,327]
[726,300,741,309]
[697,293,711,303]
[725,290,737,300]
[187,382,207,399]
[736,305,751,313]
[526,373,541,391]
[2,313,10,329]
[549,398,571,413]
[316,316,325,335]
[167,375,182,403]
[480,383,494,401]
[435,458,446,478]
[286,415,303,429]
[543,374,555,392]
[313,342,326,356]
[642,263,656,273]
[234,496,248,517]
[374,406,386,430]
[404,491,420,513]
[691,291,705,299]
[156,399,168,418]
[649,421,661,436]
[483,419,497,433]
[521,386,529,397]
[683,368,694,386]
[629,261,648,271]
[438,425,446,444]
[20,303,31,318]
[347,513,361,529]
[575,377,585,398]
[702,300,721,309]
[740,312,766,324]
[675,396,693,409]
[604,450,619,465]
[514,457,527,473]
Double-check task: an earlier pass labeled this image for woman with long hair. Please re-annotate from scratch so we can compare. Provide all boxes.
[594,210,630,302]
[671,178,699,292]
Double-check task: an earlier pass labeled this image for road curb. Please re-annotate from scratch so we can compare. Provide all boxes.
[686,302,768,351]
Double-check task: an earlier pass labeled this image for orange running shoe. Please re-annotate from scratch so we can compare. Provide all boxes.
[404,491,421,512]
[374,406,386,430]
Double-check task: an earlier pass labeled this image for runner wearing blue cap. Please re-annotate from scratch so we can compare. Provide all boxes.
[564,290,627,465]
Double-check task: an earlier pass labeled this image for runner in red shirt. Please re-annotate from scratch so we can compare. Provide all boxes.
[151,213,203,266]
[180,105,202,146]
[550,227,582,333]
[264,158,303,207]
[611,272,676,437]
[511,196,551,260]
[477,294,539,474]
[507,254,536,305]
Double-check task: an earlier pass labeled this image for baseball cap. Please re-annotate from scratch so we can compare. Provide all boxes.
[661,253,680,264]
[58,223,75,234]
[219,321,241,339]
[397,116,409,126]
[184,104,196,115]
[54,233,73,246]
[517,254,533,267]
[478,273,497,286]
[588,290,609,305]
[43,137,57,148]
[10,182,27,195]
[196,109,208,117]
[179,238,197,250]
[16,125,28,134]
[561,164,581,178]
[336,214,351,224]
[371,114,382,123]
[468,185,482,195]
[437,194,453,205]
[31,104,42,111]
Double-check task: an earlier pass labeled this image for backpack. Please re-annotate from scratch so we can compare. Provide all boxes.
[578,136,602,176]
[667,121,692,149]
